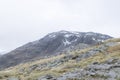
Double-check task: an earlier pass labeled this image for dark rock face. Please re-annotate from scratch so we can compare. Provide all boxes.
[0,31,112,69]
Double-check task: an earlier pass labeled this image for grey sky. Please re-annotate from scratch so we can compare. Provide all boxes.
[0,0,120,51]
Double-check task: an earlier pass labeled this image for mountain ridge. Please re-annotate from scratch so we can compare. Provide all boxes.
[0,31,112,69]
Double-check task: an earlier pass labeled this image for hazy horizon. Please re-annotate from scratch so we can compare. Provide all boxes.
[0,0,120,52]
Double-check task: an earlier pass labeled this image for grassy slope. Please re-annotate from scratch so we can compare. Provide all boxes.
[0,38,120,80]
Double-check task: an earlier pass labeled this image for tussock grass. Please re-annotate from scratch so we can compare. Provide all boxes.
[107,44,120,52]
[0,38,120,80]
[104,38,120,43]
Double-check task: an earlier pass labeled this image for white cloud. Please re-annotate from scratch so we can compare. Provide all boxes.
[0,0,120,51]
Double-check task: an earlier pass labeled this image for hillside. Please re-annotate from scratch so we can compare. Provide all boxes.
[0,38,120,80]
[0,31,112,69]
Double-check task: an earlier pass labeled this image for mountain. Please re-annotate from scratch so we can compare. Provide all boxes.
[0,51,6,55]
[0,51,6,57]
[0,31,112,69]
[0,38,120,80]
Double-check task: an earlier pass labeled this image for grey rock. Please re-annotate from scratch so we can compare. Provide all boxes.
[56,58,120,80]
[38,75,56,80]
[7,77,19,80]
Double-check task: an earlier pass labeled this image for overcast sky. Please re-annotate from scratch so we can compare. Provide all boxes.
[0,0,120,52]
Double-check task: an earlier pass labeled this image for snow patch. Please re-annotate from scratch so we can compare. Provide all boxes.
[97,39,104,42]
[48,34,56,38]
[71,31,80,35]
[92,37,96,40]
[64,33,81,38]
[71,31,82,37]
[74,39,78,42]
[63,39,71,45]
[64,34,73,38]
[71,38,78,43]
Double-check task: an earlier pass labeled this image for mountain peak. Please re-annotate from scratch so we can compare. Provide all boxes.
[0,31,112,69]
[46,31,112,43]
[59,30,70,33]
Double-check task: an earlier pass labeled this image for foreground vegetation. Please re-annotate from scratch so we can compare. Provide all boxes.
[0,38,120,80]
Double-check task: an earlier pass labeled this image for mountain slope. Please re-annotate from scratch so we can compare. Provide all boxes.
[0,31,112,69]
[0,38,120,80]
[0,51,6,58]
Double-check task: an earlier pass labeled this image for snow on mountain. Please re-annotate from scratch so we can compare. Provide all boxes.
[63,39,71,45]
[64,34,73,38]
[48,34,56,38]
[0,30,112,69]
[92,37,96,40]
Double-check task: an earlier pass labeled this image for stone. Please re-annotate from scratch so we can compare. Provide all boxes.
[7,77,19,80]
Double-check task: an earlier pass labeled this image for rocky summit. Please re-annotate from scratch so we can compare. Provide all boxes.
[0,31,112,69]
